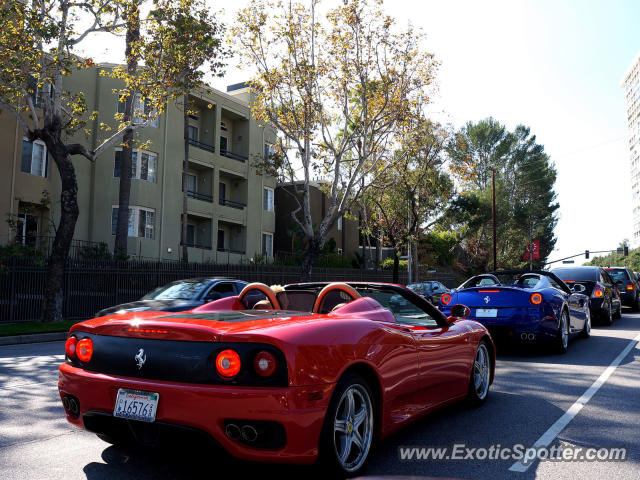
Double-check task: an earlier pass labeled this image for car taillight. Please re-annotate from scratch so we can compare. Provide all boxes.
[76,338,93,363]
[441,293,452,305]
[593,287,603,298]
[530,293,543,305]
[254,351,277,377]
[216,349,241,377]
[65,336,77,358]
[627,283,634,291]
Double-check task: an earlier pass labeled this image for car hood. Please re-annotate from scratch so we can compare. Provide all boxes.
[96,299,201,317]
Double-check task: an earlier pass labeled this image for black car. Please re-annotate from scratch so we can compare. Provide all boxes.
[604,267,640,311]
[95,278,248,317]
[407,281,450,304]
[551,266,622,324]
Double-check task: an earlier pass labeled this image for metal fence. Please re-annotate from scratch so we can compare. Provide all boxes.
[0,257,453,323]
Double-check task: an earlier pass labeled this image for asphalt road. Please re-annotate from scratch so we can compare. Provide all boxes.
[1,312,639,480]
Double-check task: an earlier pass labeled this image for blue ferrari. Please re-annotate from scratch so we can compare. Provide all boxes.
[439,270,591,353]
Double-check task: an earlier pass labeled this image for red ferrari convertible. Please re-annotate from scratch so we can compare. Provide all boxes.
[58,282,494,476]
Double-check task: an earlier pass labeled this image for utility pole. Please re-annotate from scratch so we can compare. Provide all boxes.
[492,169,497,271]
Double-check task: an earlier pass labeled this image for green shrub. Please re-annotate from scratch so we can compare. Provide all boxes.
[381,257,407,270]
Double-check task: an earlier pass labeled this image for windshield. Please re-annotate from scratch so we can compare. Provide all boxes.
[552,268,598,282]
[356,287,439,327]
[605,269,630,283]
[460,276,500,288]
[143,280,210,300]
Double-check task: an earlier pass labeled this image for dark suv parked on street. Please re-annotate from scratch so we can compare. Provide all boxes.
[552,266,622,325]
[604,267,640,311]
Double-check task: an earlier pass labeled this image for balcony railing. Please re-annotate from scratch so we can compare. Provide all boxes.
[187,190,213,203]
[181,241,212,250]
[220,149,247,162]
[217,247,246,254]
[219,198,247,209]
[188,138,215,153]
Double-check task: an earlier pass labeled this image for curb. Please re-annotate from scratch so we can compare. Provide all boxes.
[0,332,67,346]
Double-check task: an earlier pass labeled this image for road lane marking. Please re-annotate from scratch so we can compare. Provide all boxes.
[509,332,640,473]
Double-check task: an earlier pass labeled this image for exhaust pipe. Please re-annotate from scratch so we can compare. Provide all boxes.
[520,333,527,340]
[527,333,536,341]
[225,423,241,440]
[68,397,79,416]
[62,396,70,411]
[241,424,258,443]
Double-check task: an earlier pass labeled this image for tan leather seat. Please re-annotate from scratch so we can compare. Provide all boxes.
[253,300,273,310]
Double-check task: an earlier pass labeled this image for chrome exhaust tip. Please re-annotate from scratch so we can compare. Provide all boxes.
[241,424,258,443]
[225,423,241,440]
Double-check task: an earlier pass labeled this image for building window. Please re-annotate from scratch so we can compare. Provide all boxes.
[262,232,273,257]
[117,94,159,128]
[219,181,226,205]
[111,206,155,239]
[188,125,199,141]
[337,216,343,231]
[264,143,275,161]
[114,148,157,183]
[217,229,225,250]
[220,135,228,153]
[20,139,48,177]
[185,173,197,194]
[220,121,228,132]
[263,187,274,212]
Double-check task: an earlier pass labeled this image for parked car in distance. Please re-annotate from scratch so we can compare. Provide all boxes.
[604,267,640,311]
[407,281,451,304]
[551,266,622,324]
[95,278,249,317]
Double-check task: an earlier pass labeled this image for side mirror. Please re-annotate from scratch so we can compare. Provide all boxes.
[572,284,586,293]
[447,304,471,324]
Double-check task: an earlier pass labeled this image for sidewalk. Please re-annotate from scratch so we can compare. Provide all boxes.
[0,332,67,346]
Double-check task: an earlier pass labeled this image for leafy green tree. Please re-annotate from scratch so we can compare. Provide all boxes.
[445,119,558,271]
[233,0,437,280]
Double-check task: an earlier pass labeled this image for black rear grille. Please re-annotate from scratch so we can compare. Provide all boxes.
[67,332,287,387]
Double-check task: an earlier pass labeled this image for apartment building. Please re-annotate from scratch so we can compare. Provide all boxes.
[622,51,640,248]
[274,182,360,258]
[0,70,277,262]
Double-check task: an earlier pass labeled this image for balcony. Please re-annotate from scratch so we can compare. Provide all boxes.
[219,198,246,209]
[189,138,215,153]
[216,247,246,254]
[220,149,247,162]
[181,241,212,250]
[187,190,213,203]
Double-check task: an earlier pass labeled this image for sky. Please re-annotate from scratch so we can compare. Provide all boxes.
[80,0,640,266]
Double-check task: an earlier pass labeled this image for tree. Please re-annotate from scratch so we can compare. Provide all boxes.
[0,1,170,322]
[144,0,229,262]
[445,119,559,271]
[367,116,452,282]
[234,0,437,280]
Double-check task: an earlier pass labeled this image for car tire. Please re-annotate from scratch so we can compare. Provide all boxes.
[318,373,376,478]
[614,302,622,319]
[554,310,570,354]
[580,306,591,339]
[466,340,492,406]
[602,302,614,326]
[633,295,640,313]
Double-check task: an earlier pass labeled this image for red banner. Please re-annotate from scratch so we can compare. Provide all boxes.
[523,240,540,261]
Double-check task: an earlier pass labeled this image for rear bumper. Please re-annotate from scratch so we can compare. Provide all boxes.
[58,363,334,464]
[619,291,635,306]
[460,308,559,344]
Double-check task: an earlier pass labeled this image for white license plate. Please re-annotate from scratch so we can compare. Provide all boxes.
[113,388,159,423]
[476,308,498,318]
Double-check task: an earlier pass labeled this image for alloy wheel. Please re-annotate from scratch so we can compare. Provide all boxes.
[333,384,374,473]
[473,343,491,400]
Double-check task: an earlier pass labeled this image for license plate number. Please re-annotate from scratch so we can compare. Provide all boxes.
[113,389,159,423]
[476,308,498,318]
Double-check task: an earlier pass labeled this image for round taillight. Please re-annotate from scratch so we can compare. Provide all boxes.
[441,293,452,305]
[593,288,603,298]
[76,338,93,363]
[254,351,277,377]
[216,349,241,378]
[65,336,77,358]
[530,293,543,305]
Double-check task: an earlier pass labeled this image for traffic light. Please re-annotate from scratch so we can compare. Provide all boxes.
[624,245,629,256]
[585,250,589,259]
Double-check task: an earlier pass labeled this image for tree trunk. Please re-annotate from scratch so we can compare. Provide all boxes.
[114,3,140,258]
[300,236,322,282]
[375,229,382,271]
[392,250,400,284]
[181,93,190,262]
[41,143,79,323]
